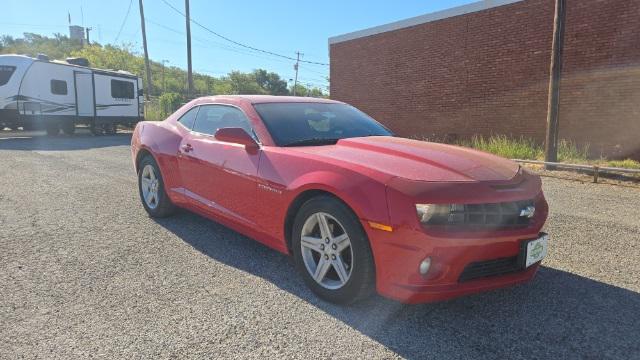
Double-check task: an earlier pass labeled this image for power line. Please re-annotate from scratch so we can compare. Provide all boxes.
[158,0,329,66]
[145,17,300,67]
[114,0,133,43]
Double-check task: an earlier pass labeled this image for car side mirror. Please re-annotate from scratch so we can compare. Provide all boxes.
[214,127,259,150]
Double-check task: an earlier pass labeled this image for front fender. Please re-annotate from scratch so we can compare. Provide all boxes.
[288,170,390,227]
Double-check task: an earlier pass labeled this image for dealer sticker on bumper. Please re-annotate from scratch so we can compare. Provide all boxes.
[525,233,549,268]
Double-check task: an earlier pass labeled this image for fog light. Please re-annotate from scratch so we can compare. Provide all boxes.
[419,257,432,276]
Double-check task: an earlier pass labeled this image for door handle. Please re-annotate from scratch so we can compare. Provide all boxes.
[181,143,193,153]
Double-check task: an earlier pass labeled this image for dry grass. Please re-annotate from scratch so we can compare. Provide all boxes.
[417,134,640,170]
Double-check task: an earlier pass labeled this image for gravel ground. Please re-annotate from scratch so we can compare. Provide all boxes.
[1,131,639,359]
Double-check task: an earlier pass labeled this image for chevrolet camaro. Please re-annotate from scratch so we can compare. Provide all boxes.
[131,95,549,304]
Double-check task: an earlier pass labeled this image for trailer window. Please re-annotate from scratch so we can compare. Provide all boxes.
[0,66,15,86]
[50,79,68,95]
[111,79,135,99]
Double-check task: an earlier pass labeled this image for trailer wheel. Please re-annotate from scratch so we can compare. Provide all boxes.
[90,122,103,136]
[104,123,117,135]
[45,122,60,136]
[61,121,76,135]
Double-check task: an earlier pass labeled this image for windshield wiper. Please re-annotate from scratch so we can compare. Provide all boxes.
[283,138,342,147]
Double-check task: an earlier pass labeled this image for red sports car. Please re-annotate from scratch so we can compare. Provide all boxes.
[131,95,549,304]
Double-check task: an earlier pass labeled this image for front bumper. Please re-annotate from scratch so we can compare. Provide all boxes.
[365,224,545,303]
[367,172,549,304]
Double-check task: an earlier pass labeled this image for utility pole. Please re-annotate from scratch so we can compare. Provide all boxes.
[85,27,92,45]
[138,0,153,100]
[544,0,566,168]
[185,0,194,97]
[161,60,168,92]
[293,51,302,96]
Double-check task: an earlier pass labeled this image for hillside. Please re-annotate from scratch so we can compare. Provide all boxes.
[0,33,326,99]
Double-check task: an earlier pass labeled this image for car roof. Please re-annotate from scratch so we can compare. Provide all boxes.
[197,95,342,105]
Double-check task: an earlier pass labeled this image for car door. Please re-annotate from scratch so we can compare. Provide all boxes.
[178,104,260,226]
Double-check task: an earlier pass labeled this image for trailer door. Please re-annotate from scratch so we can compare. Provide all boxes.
[74,72,95,117]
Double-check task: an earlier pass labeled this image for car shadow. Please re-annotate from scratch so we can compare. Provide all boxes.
[154,211,640,359]
[0,130,132,151]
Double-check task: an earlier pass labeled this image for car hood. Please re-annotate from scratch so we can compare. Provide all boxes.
[290,136,520,182]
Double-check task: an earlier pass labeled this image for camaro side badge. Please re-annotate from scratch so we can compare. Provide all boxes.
[258,183,283,195]
[519,205,536,218]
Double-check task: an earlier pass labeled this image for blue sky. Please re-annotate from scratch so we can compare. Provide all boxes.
[1,0,477,89]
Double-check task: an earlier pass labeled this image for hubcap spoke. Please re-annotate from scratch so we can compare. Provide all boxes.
[145,191,155,205]
[332,256,349,284]
[317,213,332,240]
[313,257,331,282]
[301,236,324,253]
[333,233,350,252]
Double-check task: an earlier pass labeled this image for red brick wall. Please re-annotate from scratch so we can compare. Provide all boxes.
[330,0,640,159]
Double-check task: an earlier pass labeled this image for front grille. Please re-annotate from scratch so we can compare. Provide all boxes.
[458,256,522,282]
[429,199,534,228]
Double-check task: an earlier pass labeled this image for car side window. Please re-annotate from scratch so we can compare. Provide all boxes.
[192,105,255,139]
[177,106,199,130]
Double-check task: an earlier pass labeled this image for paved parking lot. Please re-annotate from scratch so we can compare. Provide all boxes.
[1,131,639,359]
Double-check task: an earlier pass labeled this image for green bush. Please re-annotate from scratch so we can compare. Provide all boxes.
[605,159,640,169]
[557,139,589,162]
[450,135,640,169]
[144,101,163,121]
[462,135,543,160]
[158,92,185,117]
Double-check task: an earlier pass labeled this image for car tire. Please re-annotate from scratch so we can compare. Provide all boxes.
[137,155,176,217]
[292,196,375,304]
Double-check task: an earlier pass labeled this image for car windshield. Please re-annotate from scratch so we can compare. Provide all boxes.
[253,102,393,147]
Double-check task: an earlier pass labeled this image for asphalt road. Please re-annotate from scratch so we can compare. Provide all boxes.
[1,131,639,359]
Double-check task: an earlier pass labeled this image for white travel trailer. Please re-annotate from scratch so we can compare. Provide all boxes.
[0,54,144,135]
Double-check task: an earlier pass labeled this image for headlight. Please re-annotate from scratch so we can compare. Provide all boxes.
[416,204,464,225]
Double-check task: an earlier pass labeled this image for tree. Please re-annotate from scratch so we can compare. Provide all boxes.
[0,32,327,98]
[254,69,289,95]
[226,71,264,94]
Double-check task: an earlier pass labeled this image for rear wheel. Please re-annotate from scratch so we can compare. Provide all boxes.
[292,196,375,304]
[138,155,176,217]
[45,122,59,136]
[61,121,76,135]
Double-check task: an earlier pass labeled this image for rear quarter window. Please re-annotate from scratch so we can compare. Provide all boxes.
[177,106,199,130]
[0,65,16,86]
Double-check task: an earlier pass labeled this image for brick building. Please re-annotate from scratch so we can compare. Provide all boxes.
[329,0,640,159]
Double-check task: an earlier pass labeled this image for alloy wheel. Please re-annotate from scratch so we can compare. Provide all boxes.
[300,212,353,290]
[141,164,160,209]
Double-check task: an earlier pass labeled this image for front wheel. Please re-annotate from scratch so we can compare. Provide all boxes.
[138,155,176,217]
[292,196,375,304]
